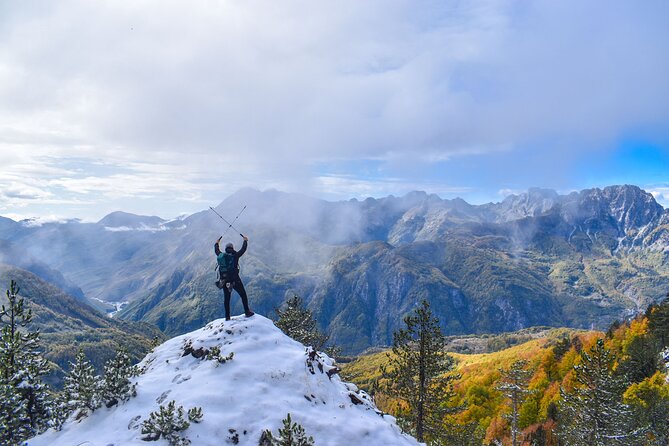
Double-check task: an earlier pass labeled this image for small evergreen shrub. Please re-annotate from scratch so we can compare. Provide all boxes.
[205,346,234,364]
[260,413,315,446]
[141,400,203,446]
[62,348,103,420]
[187,406,203,423]
[102,347,137,407]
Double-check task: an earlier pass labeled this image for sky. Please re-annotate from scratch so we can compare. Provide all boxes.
[0,0,668,222]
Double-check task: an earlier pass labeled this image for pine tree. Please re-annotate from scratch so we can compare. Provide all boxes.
[647,296,669,348]
[141,400,201,446]
[0,379,28,445]
[559,339,634,446]
[275,295,328,352]
[101,347,137,407]
[495,359,533,446]
[380,300,457,444]
[0,280,52,445]
[63,348,102,419]
[261,413,315,446]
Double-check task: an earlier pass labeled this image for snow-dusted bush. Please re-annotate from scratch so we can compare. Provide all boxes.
[141,400,202,446]
[62,349,103,419]
[102,347,137,407]
[205,345,234,364]
[260,413,314,446]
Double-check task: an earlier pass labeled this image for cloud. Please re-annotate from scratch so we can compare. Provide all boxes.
[315,174,472,199]
[0,0,667,219]
[649,187,669,208]
[497,188,523,199]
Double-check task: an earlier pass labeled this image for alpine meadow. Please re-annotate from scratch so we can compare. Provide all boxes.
[1,1,668,445]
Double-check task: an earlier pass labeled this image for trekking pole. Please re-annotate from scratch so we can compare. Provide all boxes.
[209,206,245,237]
[219,205,247,239]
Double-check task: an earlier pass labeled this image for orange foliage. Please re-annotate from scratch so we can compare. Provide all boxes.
[485,415,509,445]
[522,420,559,446]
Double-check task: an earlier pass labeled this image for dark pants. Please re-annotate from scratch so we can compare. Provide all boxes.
[222,279,251,319]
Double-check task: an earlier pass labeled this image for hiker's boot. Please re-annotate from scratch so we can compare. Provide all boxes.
[245,311,255,317]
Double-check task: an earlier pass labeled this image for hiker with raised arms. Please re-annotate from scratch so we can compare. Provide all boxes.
[215,235,254,320]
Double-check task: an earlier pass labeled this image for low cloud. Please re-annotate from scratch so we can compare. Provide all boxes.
[649,187,669,208]
[315,174,472,200]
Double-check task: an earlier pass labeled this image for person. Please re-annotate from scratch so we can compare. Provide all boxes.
[214,235,254,320]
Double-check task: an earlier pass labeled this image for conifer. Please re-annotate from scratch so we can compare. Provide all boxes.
[261,413,315,446]
[141,400,198,446]
[496,359,533,446]
[63,348,102,418]
[559,339,634,446]
[275,295,328,352]
[0,280,52,444]
[380,300,457,444]
[101,347,137,407]
[647,296,669,348]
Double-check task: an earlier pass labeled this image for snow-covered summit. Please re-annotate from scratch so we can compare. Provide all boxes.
[29,315,419,446]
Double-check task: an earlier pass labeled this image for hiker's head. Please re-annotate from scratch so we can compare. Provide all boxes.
[225,242,234,251]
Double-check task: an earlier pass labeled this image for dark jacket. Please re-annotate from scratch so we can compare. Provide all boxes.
[214,240,248,279]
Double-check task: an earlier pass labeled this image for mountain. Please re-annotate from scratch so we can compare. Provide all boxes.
[2,185,669,354]
[98,211,168,230]
[0,264,162,384]
[29,315,419,446]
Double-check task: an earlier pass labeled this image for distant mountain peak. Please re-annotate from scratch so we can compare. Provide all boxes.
[98,211,166,229]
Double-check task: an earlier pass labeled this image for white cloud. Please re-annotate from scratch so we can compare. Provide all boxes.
[649,187,669,208]
[0,0,666,218]
[497,188,522,198]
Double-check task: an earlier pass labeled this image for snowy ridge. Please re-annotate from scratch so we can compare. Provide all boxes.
[29,315,419,446]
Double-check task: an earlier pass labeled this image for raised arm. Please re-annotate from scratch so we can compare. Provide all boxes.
[237,237,248,257]
[214,236,222,255]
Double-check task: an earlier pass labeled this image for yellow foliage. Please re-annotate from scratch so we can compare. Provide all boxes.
[539,382,560,419]
[621,317,649,356]
[623,372,669,408]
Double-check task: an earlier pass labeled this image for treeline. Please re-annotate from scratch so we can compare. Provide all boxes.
[0,280,139,445]
[343,297,669,446]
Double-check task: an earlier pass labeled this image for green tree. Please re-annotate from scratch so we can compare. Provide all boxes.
[0,280,52,445]
[496,359,533,446]
[275,295,328,352]
[101,347,137,407]
[260,413,314,446]
[647,296,669,348]
[63,348,103,419]
[559,339,633,446]
[380,300,457,444]
[616,333,662,384]
[141,400,202,446]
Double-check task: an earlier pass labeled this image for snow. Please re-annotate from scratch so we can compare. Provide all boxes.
[29,315,420,446]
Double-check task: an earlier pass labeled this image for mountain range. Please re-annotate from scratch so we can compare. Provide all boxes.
[2,185,668,354]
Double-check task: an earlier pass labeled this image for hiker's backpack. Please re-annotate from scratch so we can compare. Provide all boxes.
[217,252,235,279]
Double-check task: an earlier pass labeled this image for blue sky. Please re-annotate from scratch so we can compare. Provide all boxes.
[0,0,667,221]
